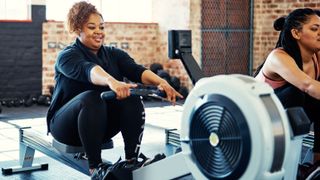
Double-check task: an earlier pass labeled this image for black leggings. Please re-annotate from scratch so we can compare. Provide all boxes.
[275,84,320,152]
[49,90,145,168]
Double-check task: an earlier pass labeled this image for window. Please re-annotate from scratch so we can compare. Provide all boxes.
[0,0,31,20]
[46,0,152,22]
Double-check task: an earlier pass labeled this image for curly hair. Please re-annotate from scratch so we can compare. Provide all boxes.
[67,1,102,34]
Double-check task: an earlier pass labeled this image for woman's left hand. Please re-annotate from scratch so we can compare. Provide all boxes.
[157,80,183,105]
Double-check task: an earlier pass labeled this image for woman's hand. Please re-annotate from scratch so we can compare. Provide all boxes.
[157,80,183,105]
[140,69,184,104]
[108,79,137,100]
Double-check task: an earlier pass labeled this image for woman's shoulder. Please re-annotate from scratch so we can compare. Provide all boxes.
[264,48,297,74]
[56,45,83,62]
[267,48,293,64]
[270,47,288,56]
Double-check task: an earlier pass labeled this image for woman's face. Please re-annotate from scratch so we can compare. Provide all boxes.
[79,13,105,54]
[296,15,320,53]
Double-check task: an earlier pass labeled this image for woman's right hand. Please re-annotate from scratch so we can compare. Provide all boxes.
[108,78,137,100]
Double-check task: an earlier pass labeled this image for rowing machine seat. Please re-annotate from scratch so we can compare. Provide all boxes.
[52,139,114,153]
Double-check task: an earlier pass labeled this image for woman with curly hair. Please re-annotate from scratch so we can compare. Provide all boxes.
[46,1,182,179]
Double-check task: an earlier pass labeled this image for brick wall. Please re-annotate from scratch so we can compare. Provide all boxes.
[0,5,45,99]
[190,0,202,67]
[253,0,320,71]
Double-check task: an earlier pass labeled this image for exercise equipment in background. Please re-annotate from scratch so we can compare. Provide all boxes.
[0,94,51,108]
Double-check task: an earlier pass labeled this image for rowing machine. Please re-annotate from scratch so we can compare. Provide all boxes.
[97,74,310,179]
[1,86,166,177]
[131,74,310,180]
[1,77,310,180]
[1,127,113,175]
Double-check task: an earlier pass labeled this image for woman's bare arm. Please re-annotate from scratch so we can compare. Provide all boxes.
[265,49,320,99]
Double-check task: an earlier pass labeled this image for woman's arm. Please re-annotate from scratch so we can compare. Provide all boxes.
[90,65,137,99]
[90,65,183,102]
[141,70,183,103]
[266,50,320,99]
[90,65,115,86]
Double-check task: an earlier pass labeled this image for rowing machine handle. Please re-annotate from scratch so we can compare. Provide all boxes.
[100,88,166,101]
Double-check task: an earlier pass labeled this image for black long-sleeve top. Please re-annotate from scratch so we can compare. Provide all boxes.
[46,38,146,133]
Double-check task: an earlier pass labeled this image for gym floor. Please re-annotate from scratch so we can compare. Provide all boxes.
[0,100,189,180]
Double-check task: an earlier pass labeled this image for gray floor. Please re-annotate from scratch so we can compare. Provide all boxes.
[0,101,188,180]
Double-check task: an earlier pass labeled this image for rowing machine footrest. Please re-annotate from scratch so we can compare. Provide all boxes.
[52,139,113,153]
[2,168,13,175]
[1,163,48,175]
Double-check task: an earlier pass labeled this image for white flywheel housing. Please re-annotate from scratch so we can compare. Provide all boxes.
[180,74,291,179]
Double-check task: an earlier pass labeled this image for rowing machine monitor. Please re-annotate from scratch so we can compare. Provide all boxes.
[168,30,204,85]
